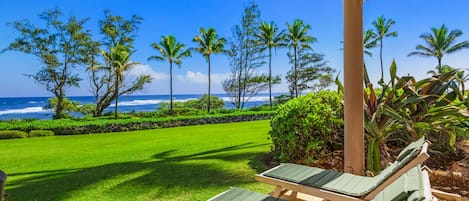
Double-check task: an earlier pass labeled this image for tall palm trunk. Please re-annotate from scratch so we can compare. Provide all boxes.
[437,57,442,73]
[268,47,272,108]
[170,61,173,115]
[207,56,211,113]
[294,45,298,97]
[379,39,384,81]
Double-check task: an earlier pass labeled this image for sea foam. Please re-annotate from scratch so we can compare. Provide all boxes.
[0,107,48,115]
[119,99,165,106]
[119,98,198,106]
[221,96,270,102]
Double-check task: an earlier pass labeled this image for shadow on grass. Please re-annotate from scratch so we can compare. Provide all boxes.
[5,142,270,201]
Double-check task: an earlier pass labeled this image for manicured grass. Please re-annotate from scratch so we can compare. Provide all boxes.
[0,120,273,201]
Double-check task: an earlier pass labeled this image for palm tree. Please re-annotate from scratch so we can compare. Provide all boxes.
[372,16,398,81]
[363,29,378,86]
[409,24,469,73]
[148,35,191,115]
[255,21,286,108]
[364,29,378,57]
[193,27,226,113]
[102,44,139,118]
[286,19,316,97]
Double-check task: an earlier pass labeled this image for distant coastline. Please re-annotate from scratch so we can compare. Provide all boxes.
[0,93,282,120]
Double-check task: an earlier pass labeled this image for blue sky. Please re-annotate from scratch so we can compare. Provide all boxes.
[1,0,469,97]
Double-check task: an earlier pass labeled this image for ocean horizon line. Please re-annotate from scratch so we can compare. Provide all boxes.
[0,92,288,99]
[0,93,281,119]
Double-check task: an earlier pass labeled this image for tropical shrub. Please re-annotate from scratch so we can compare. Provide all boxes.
[156,95,225,116]
[44,97,81,118]
[269,91,344,164]
[361,60,469,173]
[28,130,55,137]
[76,104,96,116]
[273,94,293,106]
[185,95,225,111]
[0,130,27,139]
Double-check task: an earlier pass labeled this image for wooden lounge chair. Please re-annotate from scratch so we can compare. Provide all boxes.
[209,137,462,200]
[208,137,435,201]
[209,166,433,201]
[255,137,431,201]
[0,170,6,201]
[208,187,287,201]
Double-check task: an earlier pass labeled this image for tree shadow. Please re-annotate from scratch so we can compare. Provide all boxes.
[248,152,277,174]
[5,142,270,201]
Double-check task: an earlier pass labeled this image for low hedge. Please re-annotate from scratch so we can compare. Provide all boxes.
[28,130,55,137]
[0,111,273,136]
[0,130,28,139]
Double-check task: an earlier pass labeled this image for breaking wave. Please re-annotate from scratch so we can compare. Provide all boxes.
[0,107,49,115]
[221,96,270,102]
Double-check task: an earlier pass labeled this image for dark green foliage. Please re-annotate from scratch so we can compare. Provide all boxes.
[0,130,27,139]
[269,91,344,164]
[286,48,335,95]
[157,95,225,116]
[76,104,96,116]
[273,94,293,106]
[0,111,273,136]
[28,130,55,137]
[185,95,225,111]
[44,97,80,118]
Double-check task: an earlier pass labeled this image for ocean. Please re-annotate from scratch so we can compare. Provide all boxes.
[0,93,276,120]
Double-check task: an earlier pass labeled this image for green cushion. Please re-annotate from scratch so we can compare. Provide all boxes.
[208,187,287,201]
[372,166,427,201]
[264,163,375,197]
[396,137,425,161]
[262,137,427,198]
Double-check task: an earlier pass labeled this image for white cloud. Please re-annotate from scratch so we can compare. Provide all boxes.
[127,64,167,81]
[177,71,229,85]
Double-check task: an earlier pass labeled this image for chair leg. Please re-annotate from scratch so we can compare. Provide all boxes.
[271,186,284,197]
[431,189,462,201]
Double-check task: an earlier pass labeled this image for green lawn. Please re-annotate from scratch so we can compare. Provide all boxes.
[0,120,273,201]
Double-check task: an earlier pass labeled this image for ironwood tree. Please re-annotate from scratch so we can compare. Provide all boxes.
[286,47,335,95]
[6,9,92,119]
[223,1,279,109]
